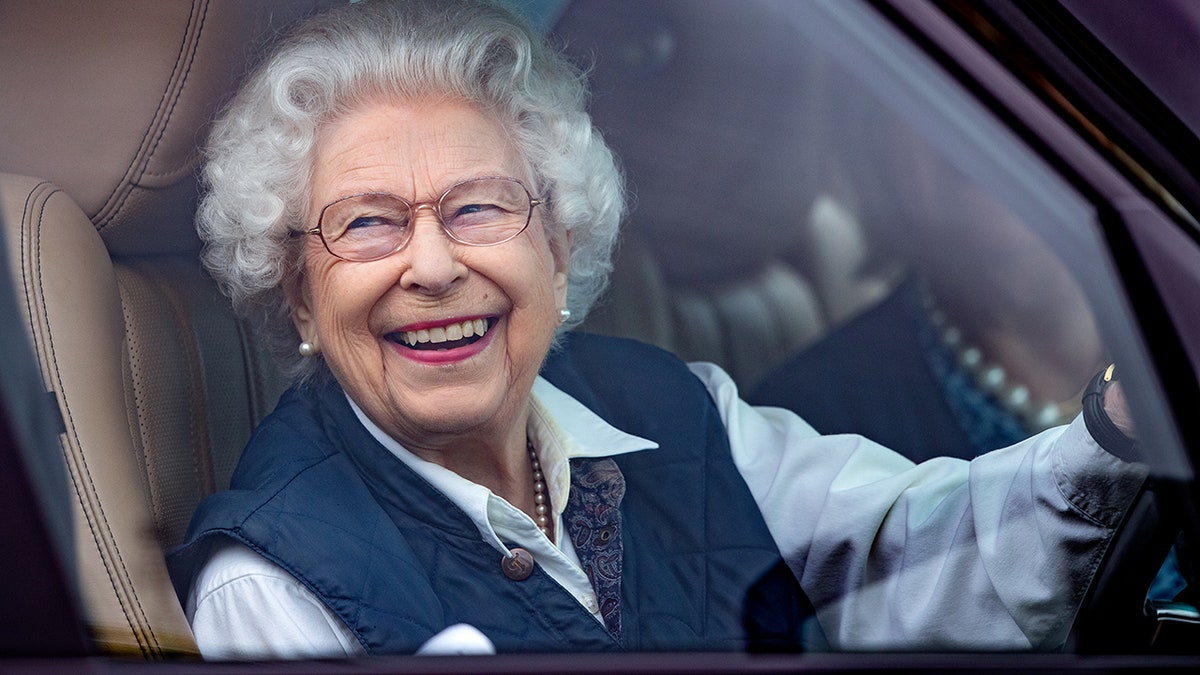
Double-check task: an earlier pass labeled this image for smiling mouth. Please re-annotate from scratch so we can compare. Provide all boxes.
[388,318,494,351]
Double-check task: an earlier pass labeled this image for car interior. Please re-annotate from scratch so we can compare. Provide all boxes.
[0,0,1196,664]
[555,0,895,389]
[0,1,336,656]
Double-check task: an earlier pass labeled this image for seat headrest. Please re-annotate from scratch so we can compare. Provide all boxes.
[555,0,827,285]
[0,0,341,256]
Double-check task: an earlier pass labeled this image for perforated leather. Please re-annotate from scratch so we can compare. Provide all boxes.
[0,0,333,658]
[1,176,202,656]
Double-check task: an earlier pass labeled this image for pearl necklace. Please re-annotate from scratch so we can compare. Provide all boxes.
[527,438,551,537]
[921,291,1082,432]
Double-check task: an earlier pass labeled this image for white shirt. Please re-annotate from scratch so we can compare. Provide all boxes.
[185,362,1145,659]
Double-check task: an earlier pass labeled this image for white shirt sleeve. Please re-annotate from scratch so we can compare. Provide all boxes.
[688,360,1148,651]
[187,541,499,660]
[186,360,1147,657]
[187,540,365,660]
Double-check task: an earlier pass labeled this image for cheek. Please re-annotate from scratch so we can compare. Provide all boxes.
[525,226,565,284]
[516,248,562,313]
[305,262,379,334]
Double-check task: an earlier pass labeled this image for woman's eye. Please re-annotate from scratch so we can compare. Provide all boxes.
[450,203,509,228]
[338,215,404,240]
[345,214,405,230]
[346,216,387,230]
[456,202,500,216]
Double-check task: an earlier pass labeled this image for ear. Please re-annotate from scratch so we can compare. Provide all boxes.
[553,270,569,311]
[550,229,571,309]
[282,268,318,344]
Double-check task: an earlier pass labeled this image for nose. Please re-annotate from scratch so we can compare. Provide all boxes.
[397,207,467,294]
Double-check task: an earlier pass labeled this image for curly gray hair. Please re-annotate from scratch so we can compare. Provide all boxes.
[197,0,624,382]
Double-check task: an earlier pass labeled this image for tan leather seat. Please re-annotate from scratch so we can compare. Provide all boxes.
[0,0,336,658]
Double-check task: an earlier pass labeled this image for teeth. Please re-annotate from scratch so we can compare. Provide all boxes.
[402,319,489,347]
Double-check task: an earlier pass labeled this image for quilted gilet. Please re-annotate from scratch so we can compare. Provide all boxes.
[170,333,815,653]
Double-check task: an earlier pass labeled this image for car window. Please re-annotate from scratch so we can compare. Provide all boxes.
[556,0,1191,651]
[562,0,1146,461]
[3,0,1196,666]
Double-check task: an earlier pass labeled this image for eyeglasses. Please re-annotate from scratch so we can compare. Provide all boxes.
[303,176,546,262]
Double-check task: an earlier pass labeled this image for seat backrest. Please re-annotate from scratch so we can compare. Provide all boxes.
[0,0,336,657]
[556,0,898,389]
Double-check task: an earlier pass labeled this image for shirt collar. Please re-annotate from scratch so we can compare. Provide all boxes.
[527,376,657,518]
[344,376,657,552]
[346,376,658,460]
[527,376,658,460]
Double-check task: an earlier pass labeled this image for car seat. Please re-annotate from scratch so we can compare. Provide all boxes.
[555,0,897,389]
[0,0,337,658]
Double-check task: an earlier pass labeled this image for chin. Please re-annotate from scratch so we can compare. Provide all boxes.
[397,398,507,438]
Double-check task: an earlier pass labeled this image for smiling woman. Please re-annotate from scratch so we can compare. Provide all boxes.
[165,0,1148,661]
[289,98,568,464]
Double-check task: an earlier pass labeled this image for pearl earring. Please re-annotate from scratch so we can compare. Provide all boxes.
[558,308,571,324]
[298,341,319,357]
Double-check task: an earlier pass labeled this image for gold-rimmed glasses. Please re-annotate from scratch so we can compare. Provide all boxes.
[302,176,546,262]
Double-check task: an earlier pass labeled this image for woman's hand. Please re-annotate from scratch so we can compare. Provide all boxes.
[1103,379,1136,438]
[1083,364,1137,461]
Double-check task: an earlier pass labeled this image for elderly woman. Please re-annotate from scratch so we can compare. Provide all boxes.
[169,0,1145,659]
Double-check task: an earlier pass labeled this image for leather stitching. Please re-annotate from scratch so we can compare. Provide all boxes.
[23,183,160,657]
[96,0,210,233]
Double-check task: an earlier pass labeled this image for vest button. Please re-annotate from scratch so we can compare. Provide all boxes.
[501,548,535,581]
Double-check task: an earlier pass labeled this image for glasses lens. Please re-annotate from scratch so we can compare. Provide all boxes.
[319,194,411,261]
[439,178,532,245]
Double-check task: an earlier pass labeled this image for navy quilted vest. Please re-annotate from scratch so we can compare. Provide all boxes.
[169,333,815,653]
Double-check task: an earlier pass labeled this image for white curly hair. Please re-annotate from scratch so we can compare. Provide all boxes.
[197,0,625,382]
